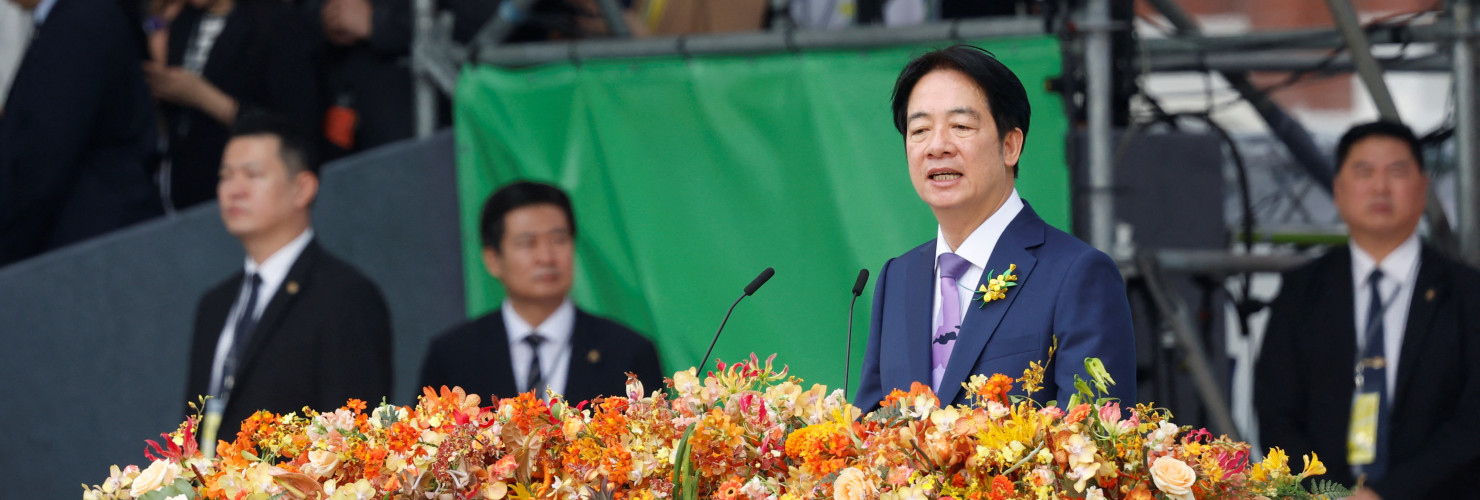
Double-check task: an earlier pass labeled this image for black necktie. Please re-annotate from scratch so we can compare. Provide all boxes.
[217,273,261,397]
[1360,268,1390,481]
[524,333,547,396]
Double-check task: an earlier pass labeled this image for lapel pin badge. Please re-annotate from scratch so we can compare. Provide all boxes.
[587,349,601,364]
[286,281,300,295]
[1425,288,1436,302]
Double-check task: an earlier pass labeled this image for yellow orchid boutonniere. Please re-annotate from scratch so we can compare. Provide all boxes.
[972,264,1019,308]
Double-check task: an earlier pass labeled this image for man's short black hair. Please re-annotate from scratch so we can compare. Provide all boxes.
[480,181,576,251]
[1335,120,1425,173]
[890,44,1032,175]
[229,111,318,176]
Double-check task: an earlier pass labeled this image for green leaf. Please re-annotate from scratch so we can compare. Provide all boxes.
[136,477,197,500]
[1309,479,1354,498]
[672,424,698,498]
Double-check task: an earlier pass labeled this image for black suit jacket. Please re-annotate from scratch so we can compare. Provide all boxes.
[185,239,393,439]
[419,307,664,404]
[0,0,161,266]
[163,0,321,209]
[1255,244,1480,498]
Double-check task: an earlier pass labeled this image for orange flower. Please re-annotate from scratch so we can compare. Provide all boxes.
[981,374,1014,405]
[882,381,939,409]
[1065,404,1093,425]
[988,474,1014,500]
[784,419,856,478]
[713,476,745,500]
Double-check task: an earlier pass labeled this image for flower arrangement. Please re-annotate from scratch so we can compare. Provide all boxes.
[86,354,1345,500]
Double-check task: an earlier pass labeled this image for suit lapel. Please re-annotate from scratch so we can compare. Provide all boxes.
[1319,249,1358,397]
[563,310,603,403]
[903,243,936,390]
[480,315,519,399]
[937,205,1044,405]
[236,240,317,379]
[1393,246,1448,406]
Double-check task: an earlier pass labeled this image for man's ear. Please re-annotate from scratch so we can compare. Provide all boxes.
[481,246,504,280]
[292,171,319,209]
[1002,128,1025,175]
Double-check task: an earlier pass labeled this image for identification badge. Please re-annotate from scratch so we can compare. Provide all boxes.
[1348,391,1380,465]
[200,399,225,459]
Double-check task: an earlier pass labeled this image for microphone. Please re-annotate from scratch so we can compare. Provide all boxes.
[844,268,868,394]
[744,267,775,296]
[699,268,775,373]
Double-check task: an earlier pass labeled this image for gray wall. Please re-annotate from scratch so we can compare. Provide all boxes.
[0,131,465,498]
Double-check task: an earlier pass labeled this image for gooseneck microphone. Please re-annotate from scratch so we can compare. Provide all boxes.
[844,268,869,394]
[699,267,775,372]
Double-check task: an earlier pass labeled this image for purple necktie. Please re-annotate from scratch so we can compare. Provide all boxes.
[932,252,972,390]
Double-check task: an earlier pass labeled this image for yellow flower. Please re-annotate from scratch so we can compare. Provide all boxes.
[1019,362,1046,395]
[1300,452,1326,479]
[1263,447,1290,477]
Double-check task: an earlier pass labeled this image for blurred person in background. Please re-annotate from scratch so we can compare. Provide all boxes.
[290,0,606,162]
[1256,121,1480,499]
[186,113,392,452]
[0,0,161,267]
[147,0,321,210]
[311,0,418,160]
[419,180,663,403]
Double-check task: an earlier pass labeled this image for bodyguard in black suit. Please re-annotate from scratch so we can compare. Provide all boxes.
[0,0,162,266]
[1255,121,1480,500]
[149,0,321,209]
[185,114,391,448]
[420,181,663,404]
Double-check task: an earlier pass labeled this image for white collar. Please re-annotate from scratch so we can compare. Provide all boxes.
[1350,231,1421,289]
[243,228,314,295]
[32,0,60,25]
[502,298,576,347]
[933,189,1024,270]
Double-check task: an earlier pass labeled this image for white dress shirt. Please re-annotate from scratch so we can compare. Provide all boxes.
[30,0,59,25]
[209,228,315,398]
[503,298,576,397]
[930,189,1024,388]
[1350,232,1421,400]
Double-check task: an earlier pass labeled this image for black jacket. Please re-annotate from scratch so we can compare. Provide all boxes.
[1255,244,1480,498]
[419,307,664,404]
[185,239,393,439]
[0,0,161,266]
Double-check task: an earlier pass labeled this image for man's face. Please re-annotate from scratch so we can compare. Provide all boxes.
[904,69,1023,216]
[1333,135,1428,243]
[217,135,313,241]
[483,204,575,305]
[8,0,40,9]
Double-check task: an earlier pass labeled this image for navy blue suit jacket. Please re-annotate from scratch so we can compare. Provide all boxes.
[0,0,161,266]
[856,202,1136,410]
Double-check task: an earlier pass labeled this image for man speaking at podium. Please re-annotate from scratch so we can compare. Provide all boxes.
[855,45,1136,411]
